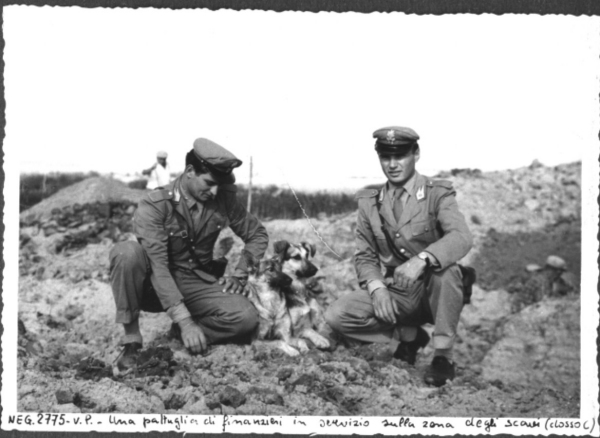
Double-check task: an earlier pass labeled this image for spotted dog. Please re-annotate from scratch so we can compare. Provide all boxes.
[273,240,331,350]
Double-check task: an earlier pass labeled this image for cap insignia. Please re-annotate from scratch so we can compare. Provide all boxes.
[386,130,396,143]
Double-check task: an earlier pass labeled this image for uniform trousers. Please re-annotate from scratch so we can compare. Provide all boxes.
[109,241,258,346]
[325,264,463,350]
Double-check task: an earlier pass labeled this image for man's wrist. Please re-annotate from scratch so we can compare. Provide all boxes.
[417,252,431,268]
[371,286,388,296]
[367,279,387,295]
[178,317,195,329]
[166,301,192,324]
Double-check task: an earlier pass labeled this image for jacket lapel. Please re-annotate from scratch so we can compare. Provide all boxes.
[195,198,218,234]
[170,178,195,238]
[377,186,397,229]
[397,173,427,229]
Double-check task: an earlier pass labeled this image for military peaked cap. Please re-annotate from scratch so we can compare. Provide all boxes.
[373,126,420,153]
[192,138,242,184]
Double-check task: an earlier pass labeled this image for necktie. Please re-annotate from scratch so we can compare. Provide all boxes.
[393,187,404,222]
[190,203,204,232]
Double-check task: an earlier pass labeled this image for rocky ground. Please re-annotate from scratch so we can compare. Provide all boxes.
[16,161,582,416]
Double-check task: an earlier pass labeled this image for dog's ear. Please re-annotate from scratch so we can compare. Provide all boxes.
[273,240,291,261]
[301,242,317,258]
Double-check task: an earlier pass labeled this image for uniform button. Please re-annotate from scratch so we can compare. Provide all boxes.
[395,233,400,238]
[217,225,221,229]
[400,248,405,253]
[191,246,195,250]
[188,259,193,263]
[170,232,173,236]
[425,227,429,231]
[169,191,173,195]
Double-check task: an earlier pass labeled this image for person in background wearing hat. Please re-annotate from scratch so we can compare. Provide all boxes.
[142,151,172,190]
[110,138,268,370]
[325,126,474,387]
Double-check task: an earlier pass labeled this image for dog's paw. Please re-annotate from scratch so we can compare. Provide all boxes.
[296,339,310,353]
[280,344,301,357]
[312,336,330,350]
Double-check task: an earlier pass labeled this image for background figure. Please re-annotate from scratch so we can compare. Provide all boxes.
[143,151,172,189]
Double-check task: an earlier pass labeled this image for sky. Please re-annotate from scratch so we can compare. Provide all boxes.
[3,8,600,190]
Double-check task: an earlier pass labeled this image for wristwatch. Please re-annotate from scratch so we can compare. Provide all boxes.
[417,252,431,268]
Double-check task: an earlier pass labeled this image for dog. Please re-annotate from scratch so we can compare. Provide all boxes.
[272,240,331,351]
[244,252,310,356]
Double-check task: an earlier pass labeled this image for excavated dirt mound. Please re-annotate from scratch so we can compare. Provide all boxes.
[16,162,582,417]
[20,177,145,224]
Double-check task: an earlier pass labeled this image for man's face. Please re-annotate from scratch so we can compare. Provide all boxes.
[157,157,167,166]
[378,147,420,186]
[184,168,219,203]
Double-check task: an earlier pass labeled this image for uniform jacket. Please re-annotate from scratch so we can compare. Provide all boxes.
[133,176,268,309]
[354,171,472,289]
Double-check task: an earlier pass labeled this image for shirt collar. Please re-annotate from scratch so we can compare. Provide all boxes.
[385,171,419,198]
[177,178,199,210]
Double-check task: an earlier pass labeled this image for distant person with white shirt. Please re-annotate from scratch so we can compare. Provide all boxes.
[143,151,172,189]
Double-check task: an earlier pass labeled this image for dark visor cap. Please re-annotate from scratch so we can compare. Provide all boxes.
[192,138,243,184]
[373,126,419,154]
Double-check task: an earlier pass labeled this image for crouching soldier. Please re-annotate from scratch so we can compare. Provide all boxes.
[325,126,475,387]
[110,138,268,370]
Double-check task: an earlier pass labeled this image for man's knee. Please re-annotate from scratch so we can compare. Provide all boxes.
[427,264,464,311]
[324,301,343,331]
[109,241,145,272]
[430,265,463,289]
[223,298,259,334]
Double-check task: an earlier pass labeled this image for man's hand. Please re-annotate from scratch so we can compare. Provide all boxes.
[178,318,207,355]
[141,163,157,176]
[219,276,247,296]
[393,257,427,289]
[372,287,400,325]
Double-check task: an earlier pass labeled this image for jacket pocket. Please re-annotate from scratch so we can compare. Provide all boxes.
[203,213,227,238]
[165,224,189,260]
[410,219,436,244]
[373,229,393,260]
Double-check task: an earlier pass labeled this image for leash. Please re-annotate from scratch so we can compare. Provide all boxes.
[277,168,344,261]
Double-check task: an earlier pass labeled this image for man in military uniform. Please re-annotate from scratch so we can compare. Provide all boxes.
[325,126,474,386]
[110,138,268,369]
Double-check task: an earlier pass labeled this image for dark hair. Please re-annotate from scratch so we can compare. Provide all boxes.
[185,150,209,175]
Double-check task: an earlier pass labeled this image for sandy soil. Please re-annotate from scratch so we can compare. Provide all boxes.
[16,162,582,416]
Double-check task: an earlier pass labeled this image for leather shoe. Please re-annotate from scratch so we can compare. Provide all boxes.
[114,342,141,371]
[424,356,455,387]
[393,327,430,365]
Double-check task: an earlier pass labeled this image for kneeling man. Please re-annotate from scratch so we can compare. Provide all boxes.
[326,126,473,386]
[111,138,268,369]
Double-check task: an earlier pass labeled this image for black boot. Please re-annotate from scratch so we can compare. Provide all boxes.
[424,356,456,387]
[114,342,142,371]
[393,327,430,365]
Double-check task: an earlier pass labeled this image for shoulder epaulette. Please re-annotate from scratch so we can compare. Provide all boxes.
[427,179,454,189]
[355,188,379,200]
[148,189,174,202]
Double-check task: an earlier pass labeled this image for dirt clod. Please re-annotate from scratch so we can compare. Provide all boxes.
[76,357,113,381]
[55,389,75,404]
[218,386,246,408]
